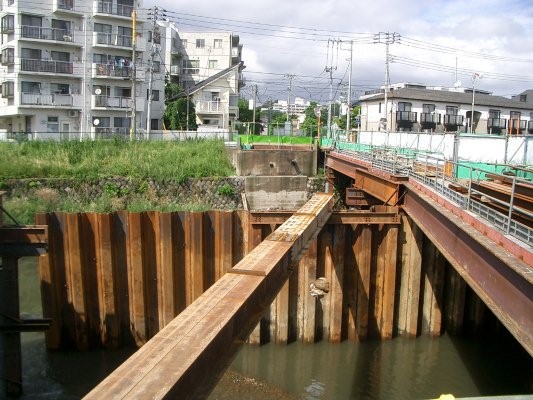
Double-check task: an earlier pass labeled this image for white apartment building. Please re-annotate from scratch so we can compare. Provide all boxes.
[359,83,533,135]
[159,21,245,131]
[0,0,165,140]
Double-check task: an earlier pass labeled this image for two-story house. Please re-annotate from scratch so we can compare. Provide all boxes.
[359,83,533,135]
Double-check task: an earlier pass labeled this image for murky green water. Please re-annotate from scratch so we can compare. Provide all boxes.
[14,258,533,399]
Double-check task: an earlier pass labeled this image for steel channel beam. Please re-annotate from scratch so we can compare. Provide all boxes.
[403,185,533,356]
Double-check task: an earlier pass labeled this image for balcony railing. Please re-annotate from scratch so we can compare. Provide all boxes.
[21,58,73,74]
[487,118,507,129]
[94,32,132,48]
[182,67,199,75]
[21,92,74,106]
[93,63,145,80]
[420,112,440,125]
[21,26,74,42]
[396,111,417,123]
[96,1,134,17]
[196,100,228,114]
[93,95,131,109]
[443,114,464,126]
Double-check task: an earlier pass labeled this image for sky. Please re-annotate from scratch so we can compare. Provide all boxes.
[146,0,533,105]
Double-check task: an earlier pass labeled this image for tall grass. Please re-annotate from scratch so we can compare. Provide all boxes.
[0,139,234,181]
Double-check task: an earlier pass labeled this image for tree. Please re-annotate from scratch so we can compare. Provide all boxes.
[301,102,325,136]
[237,98,254,122]
[337,105,361,130]
[163,98,197,130]
[164,73,181,101]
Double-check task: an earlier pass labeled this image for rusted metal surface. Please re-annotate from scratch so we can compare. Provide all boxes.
[403,183,533,356]
[249,210,400,225]
[0,226,48,256]
[83,193,333,400]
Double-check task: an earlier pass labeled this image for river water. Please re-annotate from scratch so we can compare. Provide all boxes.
[14,257,533,400]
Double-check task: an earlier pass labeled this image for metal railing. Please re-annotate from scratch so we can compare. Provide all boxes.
[21,26,74,42]
[21,93,73,106]
[20,59,73,74]
[333,144,533,246]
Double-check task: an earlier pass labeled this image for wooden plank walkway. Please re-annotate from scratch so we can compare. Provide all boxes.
[83,193,333,400]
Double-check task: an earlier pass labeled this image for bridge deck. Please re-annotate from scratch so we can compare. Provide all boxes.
[83,193,333,400]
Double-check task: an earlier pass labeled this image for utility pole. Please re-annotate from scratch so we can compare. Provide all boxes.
[146,6,159,135]
[252,84,257,135]
[285,74,294,122]
[346,40,353,136]
[325,39,338,138]
[378,32,399,132]
[130,9,137,141]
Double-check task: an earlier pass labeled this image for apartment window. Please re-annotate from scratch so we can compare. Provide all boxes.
[181,39,188,48]
[423,104,435,113]
[1,81,14,98]
[51,19,71,40]
[489,109,501,118]
[117,26,132,47]
[115,87,131,98]
[208,59,217,69]
[213,39,222,48]
[150,119,159,130]
[147,89,159,101]
[47,116,59,133]
[1,14,15,33]
[398,102,412,112]
[93,116,110,127]
[152,61,160,73]
[21,48,41,59]
[510,111,521,120]
[378,102,381,113]
[21,14,42,27]
[93,53,111,64]
[51,83,70,94]
[182,59,199,74]
[94,23,112,33]
[520,94,527,102]
[51,51,69,62]
[196,39,205,48]
[21,81,41,93]
[114,117,130,128]
[446,106,459,115]
[94,23,112,45]
[1,48,14,65]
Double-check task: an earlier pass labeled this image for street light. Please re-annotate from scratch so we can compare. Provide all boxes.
[470,72,483,133]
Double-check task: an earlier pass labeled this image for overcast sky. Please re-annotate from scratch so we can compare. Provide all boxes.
[147,0,533,104]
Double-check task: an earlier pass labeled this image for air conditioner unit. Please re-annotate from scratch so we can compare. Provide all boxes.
[68,110,78,117]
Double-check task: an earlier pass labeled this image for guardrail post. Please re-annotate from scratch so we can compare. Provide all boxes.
[506,176,517,235]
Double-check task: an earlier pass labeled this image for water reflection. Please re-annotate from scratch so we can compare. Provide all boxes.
[16,257,533,400]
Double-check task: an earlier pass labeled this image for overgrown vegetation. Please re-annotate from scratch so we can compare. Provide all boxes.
[0,139,233,181]
[0,139,234,224]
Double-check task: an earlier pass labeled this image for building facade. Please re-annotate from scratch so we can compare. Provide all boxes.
[0,0,165,140]
[160,21,245,131]
[359,83,533,135]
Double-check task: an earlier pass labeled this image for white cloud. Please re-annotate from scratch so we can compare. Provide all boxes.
[151,0,533,100]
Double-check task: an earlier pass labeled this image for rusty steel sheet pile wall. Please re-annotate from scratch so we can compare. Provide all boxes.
[37,210,493,350]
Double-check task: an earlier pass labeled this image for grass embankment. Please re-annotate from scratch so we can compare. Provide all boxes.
[0,139,235,224]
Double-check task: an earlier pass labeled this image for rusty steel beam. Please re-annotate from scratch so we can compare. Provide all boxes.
[249,210,400,225]
[402,184,533,356]
[0,226,48,256]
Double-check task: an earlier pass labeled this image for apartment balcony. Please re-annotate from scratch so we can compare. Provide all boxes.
[487,118,507,134]
[93,32,144,51]
[195,100,228,115]
[443,114,464,130]
[20,26,83,46]
[53,0,85,15]
[94,0,135,18]
[92,63,145,80]
[91,94,145,111]
[21,58,76,75]
[396,111,417,129]
[508,119,527,135]
[20,92,82,108]
[420,112,441,128]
